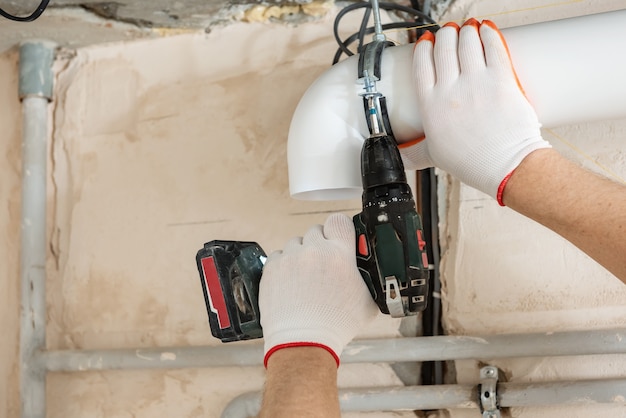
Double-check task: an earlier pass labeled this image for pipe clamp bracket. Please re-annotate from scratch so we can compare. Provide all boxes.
[479,366,501,418]
[357,41,395,137]
[357,40,393,82]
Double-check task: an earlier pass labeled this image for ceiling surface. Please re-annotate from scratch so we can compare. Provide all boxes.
[0,0,454,54]
[3,0,341,28]
[0,0,270,28]
[0,0,248,52]
[2,1,624,54]
[0,0,384,52]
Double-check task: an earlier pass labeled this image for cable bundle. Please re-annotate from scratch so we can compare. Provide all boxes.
[332,1,439,64]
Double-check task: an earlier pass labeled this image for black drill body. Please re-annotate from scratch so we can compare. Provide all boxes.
[353,133,430,316]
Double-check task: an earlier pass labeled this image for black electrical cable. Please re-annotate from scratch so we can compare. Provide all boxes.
[429,169,443,386]
[332,1,438,64]
[357,7,371,54]
[333,21,436,65]
[0,0,51,22]
[410,0,422,13]
[419,168,443,388]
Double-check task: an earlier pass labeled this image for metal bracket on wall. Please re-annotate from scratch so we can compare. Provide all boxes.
[479,366,501,418]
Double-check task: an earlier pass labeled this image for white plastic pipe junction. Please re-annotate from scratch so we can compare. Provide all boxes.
[288,10,626,200]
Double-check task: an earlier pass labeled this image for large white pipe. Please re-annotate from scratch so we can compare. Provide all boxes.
[288,10,626,200]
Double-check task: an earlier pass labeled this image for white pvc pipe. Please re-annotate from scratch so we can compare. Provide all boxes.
[288,10,626,200]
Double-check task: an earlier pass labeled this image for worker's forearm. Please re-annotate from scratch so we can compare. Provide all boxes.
[503,148,626,283]
[260,347,340,418]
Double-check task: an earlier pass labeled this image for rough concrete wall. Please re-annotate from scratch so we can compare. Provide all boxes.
[0,48,22,418]
[39,18,408,418]
[436,1,626,417]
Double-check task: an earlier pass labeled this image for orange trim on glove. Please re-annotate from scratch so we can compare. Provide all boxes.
[415,30,435,46]
[462,18,480,30]
[442,21,460,31]
[398,136,426,149]
[481,19,526,96]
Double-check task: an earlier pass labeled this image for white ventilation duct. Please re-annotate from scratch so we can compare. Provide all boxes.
[288,10,626,200]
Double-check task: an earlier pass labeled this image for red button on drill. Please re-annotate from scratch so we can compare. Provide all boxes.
[417,230,429,267]
[358,234,369,257]
[417,230,426,251]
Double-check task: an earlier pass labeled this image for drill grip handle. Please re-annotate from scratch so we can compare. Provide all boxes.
[353,207,430,317]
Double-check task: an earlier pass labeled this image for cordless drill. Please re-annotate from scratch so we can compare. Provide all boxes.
[353,130,430,317]
[351,74,430,315]
[196,128,430,341]
[196,71,430,343]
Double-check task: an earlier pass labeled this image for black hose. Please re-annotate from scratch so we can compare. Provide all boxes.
[0,0,51,22]
[419,168,443,386]
[332,1,438,64]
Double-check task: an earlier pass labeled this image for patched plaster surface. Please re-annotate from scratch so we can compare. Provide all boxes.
[0,48,23,418]
[0,0,336,54]
[43,17,408,418]
[5,0,330,28]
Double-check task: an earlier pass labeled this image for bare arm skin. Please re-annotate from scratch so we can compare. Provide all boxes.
[504,148,626,283]
[259,347,340,418]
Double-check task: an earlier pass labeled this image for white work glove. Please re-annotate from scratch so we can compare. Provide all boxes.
[259,213,378,367]
[400,19,551,205]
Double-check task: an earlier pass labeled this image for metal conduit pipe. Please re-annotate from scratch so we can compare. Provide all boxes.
[40,328,626,372]
[18,40,55,418]
[222,378,626,418]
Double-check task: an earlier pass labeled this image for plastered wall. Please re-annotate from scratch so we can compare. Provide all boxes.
[1,48,22,418]
[12,18,406,418]
[3,0,626,417]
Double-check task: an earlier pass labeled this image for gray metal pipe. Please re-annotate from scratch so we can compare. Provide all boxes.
[222,378,626,418]
[222,393,262,418]
[422,0,432,16]
[222,385,477,418]
[18,41,55,418]
[344,328,626,363]
[41,344,265,372]
[40,328,626,372]
[500,378,626,406]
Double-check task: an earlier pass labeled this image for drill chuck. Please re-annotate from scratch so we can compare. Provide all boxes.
[360,134,407,189]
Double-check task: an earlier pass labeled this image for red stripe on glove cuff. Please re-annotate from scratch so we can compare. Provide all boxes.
[264,342,341,368]
[497,171,515,206]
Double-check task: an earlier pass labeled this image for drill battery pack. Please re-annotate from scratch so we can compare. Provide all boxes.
[196,240,266,342]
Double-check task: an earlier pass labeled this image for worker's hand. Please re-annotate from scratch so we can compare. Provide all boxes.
[400,19,551,204]
[259,213,378,367]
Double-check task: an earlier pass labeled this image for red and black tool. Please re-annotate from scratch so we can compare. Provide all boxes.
[196,241,265,342]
